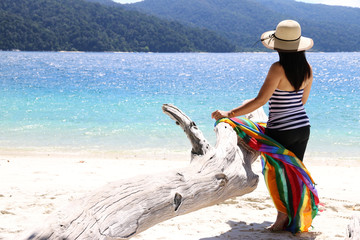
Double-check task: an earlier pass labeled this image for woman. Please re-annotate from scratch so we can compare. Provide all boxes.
[211,20,314,231]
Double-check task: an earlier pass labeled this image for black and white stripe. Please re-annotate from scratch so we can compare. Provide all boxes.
[267,89,310,130]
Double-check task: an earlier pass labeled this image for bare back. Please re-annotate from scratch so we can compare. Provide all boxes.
[275,62,312,92]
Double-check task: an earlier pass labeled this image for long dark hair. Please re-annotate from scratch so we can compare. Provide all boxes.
[278,51,311,91]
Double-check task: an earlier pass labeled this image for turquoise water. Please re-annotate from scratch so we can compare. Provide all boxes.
[0,52,359,158]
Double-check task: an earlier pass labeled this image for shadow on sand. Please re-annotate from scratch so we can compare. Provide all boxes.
[199,220,320,240]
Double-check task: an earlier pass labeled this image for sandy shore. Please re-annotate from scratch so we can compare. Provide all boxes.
[0,150,359,240]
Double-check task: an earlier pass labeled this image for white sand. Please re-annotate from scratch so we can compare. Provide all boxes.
[0,150,359,240]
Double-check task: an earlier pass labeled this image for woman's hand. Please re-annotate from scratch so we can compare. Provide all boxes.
[211,110,231,121]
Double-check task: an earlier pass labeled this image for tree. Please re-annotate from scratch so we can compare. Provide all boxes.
[26,104,267,239]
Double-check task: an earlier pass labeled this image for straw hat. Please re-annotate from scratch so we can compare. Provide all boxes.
[261,20,313,52]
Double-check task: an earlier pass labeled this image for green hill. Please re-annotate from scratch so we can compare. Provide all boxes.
[0,0,236,52]
[127,0,360,52]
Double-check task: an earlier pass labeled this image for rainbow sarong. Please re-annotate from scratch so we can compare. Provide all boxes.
[216,117,319,233]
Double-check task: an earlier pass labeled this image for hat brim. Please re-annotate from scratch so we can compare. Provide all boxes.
[261,30,314,52]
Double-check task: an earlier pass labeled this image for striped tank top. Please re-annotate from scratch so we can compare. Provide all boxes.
[267,89,310,130]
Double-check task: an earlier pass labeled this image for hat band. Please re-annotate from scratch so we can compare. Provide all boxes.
[256,32,304,49]
[273,33,301,42]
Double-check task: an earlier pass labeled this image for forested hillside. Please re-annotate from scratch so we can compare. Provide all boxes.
[127,0,360,52]
[0,0,235,52]
[2,0,358,52]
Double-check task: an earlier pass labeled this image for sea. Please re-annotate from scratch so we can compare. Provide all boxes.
[0,51,359,159]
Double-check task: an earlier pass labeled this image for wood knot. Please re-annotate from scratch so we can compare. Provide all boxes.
[215,173,227,180]
[174,193,182,211]
[215,173,228,187]
[190,121,197,127]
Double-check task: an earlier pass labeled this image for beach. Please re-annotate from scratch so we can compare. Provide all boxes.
[1,149,359,240]
[1,52,359,239]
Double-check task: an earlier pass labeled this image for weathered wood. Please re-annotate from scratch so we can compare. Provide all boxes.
[162,104,212,159]
[347,215,360,240]
[27,104,265,240]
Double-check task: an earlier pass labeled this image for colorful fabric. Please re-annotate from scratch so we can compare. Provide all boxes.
[215,117,319,233]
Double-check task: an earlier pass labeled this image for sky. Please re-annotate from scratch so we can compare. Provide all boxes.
[113,0,360,8]
[113,0,142,3]
[296,0,360,7]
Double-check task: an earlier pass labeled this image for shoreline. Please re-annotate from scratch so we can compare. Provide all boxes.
[1,146,360,165]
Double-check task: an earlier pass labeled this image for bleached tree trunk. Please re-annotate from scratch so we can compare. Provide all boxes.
[27,104,265,240]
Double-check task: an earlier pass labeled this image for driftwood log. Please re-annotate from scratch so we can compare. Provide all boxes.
[347,215,360,240]
[27,104,267,240]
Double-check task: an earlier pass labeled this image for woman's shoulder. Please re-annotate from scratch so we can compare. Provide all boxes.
[270,61,284,70]
[269,61,285,75]
[271,61,281,67]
